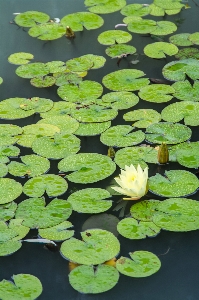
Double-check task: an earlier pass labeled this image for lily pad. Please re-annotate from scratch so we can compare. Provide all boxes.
[0,274,43,299]
[117,217,160,239]
[105,44,136,59]
[188,32,199,45]
[0,78,3,85]
[9,219,30,241]
[0,124,22,147]
[172,80,199,101]
[148,3,165,16]
[19,97,53,113]
[38,221,74,241]
[138,84,175,103]
[0,178,22,204]
[0,145,20,164]
[58,153,116,184]
[100,125,145,147]
[80,54,106,69]
[169,142,199,168]
[149,170,199,197]
[61,12,104,31]
[74,121,111,136]
[15,197,72,228]
[30,76,56,88]
[45,61,66,73]
[114,146,158,169]
[23,174,68,198]
[123,109,161,128]
[55,73,82,87]
[32,133,80,159]
[67,188,112,213]
[40,102,76,118]
[169,33,193,46]
[65,56,93,72]
[154,0,184,10]
[116,251,161,277]
[60,229,120,265]
[8,52,34,65]
[101,91,139,110]
[57,80,103,102]
[82,214,119,236]
[121,4,151,17]
[71,107,118,123]
[38,115,79,134]
[161,101,199,126]
[162,58,199,81]
[16,63,49,79]
[144,42,178,59]
[69,265,119,294]
[130,199,161,221]
[175,47,199,60]
[84,0,126,14]
[145,122,192,144]
[0,202,17,221]
[0,164,8,177]
[102,69,149,92]
[8,155,50,177]
[28,23,65,40]
[0,98,35,120]
[0,241,22,256]
[14,11,50,27]
[97,30,132,45]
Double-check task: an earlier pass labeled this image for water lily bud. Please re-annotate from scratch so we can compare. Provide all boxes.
[107,146,115,159]
[104,257,117,267]
[69,261,80,272]
[66,26,75,38]
[158,142,169,164]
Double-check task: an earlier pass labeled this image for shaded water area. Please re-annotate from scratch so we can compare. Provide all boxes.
[1,0,199,299]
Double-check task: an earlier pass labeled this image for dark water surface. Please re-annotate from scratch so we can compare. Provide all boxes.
[1,0,199,299]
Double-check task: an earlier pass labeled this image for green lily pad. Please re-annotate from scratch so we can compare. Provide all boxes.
[40,102,76,118]
[0,274,42,299]
[71,107,118,123]
[69,264,119,294]
[0,202,17,221]
[55,73,82,86]
[38,116,79,135]
[102,69,149,92]
[9,219,30,241]
[0,78,3,85]
[161,101,199,126]
[0,178,22,204]
[57,80,103,102]
[8,52,34,65]
[100,125,145,147]
[82,214,119,236]
[162,58,199,81]
[67,188,112,213]
[8,155,50,177]
[58,153,116,184]
[123,109,161,128]
[32,133,80,159]
[172,80,199,101]
[28,23,65,40]
[175,47,199,60]
[0,240,22,256]
[80,54,106,69]
[169,142,199,168]
[30,76,56,88]
[97,30,132,45]
[102,92,139,110]
[15,197,72,228]
[121,4,151,17]
[60,229,120,265]
[149,170,199,197]
[19,97,53,113]
[14,11,50,27]
[61,12,104,31]
[169,33,193,46]
[16,63,49,79]
[0,145,20,164]
[0,98,35,120]
[0,124,22,147]
[65,56,93,72]
[74,121,111,136]
[45,61,66,73]
[0,164,8,177]
[105,44,137,59]
[117,217,160,239]
[38,221,74,241]
[154,0,184,10]
[130,199,161,221]
[114,146,158,169]
[148,3,165,16]
[84,0,126,14]
[23,174,68,198]
[138,84,175,103]
[144,42,178,59]
[145,122,192,144]
[188,32,199,45]
[116,251,161,277]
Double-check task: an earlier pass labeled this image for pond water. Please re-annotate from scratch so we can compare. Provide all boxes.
[1,0,199,299]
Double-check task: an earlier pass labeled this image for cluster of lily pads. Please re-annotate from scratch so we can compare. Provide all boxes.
[2,0,199,297]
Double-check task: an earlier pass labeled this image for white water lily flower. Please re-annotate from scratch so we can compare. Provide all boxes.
[111,164,148,200]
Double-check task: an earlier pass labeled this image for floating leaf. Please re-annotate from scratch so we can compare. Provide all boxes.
[0,202,17,221]
[40,102,76,118]
[15,197,72,228]
[175,47,199,60]
[80,54,106,69]
[45,61,66,73]
[188,32,199,45]
[60,229,120,265]
[16,63,49,79]
[67,188,112,213]
[102,91,139,110]
[130,199,161,221]
[30,76,56,88]
[114,146,158,169]
[121,4,151,17]
[138,84,175,103]
[149,3,165,16]
[8,52,34,65]
[69,265,119,294]
[0,164,8,177]
[28,23,65,40]
[0,145,20,164]
[154,0,184,10]
[169,142,199,168]
[55,73,82,87]
[23,174,68,198]
[14,11,50,27]
[38,221,74,241]
[105,44,136,59]
[9,219,30,241]
[74,121,111,136]
[102,69,149,91]
[71,107,118,123]
[144,42,178,59]
[84,0,126,14]
[100,125,145,147]
[0,124,22,147]
[19,97,53,113]
[0,274,42,299]
[97,30,132,45]
[116,251,161,277]
[65,56,93,72]
[172,80,199,101]
[58,153,116,184]
[0,178,22,204]
[0,98,35,120]
[145,122,192,144]
[117,217,160,239]
[61,12,104,31]
[32,133,80,159]
[123,109,161,128]
[0,78,3,85]
[149,170,199,197]
[82,214,119,236]
[169,33,193,46]
[0,240,22,256]
[38,115,79,134]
